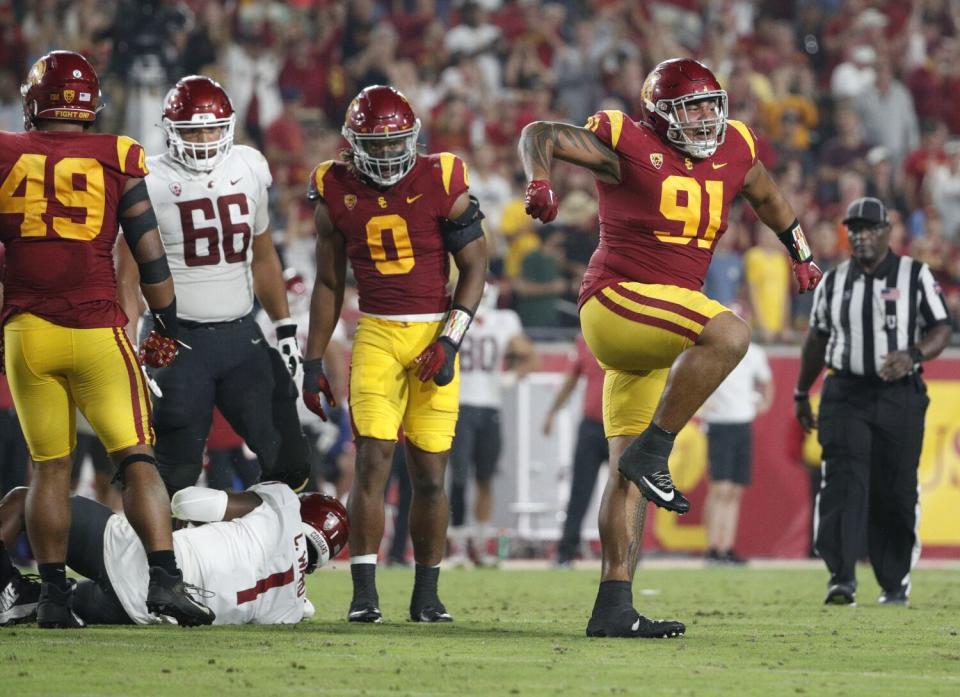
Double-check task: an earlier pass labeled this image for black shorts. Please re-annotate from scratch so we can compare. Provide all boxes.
[67,496,134,625]
[449,406,501,486]
[706,422,752,485]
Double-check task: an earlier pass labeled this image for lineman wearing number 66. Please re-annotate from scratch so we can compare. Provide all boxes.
[519,57,823,639]
[121,75,310,496]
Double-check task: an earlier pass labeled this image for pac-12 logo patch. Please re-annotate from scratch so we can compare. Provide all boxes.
[650,153,663,170]
[169,182,182,196]
[344,194,357,210]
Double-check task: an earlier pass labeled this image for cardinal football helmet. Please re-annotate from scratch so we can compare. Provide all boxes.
[21,50,102,130]
[162,75,236,172]
[299,493,349,572]
[342,85,421,186]
[640,58,728,159]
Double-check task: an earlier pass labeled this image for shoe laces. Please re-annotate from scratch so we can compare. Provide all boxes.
[182,582,215,602]
[647,471,676,491]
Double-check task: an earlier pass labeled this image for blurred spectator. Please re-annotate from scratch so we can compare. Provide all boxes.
[903,119,949,211]
[830,44,876,99]
[704,223,746,309]
[925,141,960,241]
[854,59,919,169]
[817,106,870,206]
[513,226,568,329]
[864,146,909,219]
[0,69,21,132]
[223,23,283,150]
[443,2,503,93]
[744,231,791,343]
[552,20,606,125]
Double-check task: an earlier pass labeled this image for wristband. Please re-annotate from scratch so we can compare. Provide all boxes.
[777,219,812,263]
[274,317,297,340]
[793,389,809,402]
[439,305,474,348]
[150,298,179,340]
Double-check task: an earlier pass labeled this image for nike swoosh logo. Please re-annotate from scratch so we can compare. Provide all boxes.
[251,338,262,345]
[406,194,424,204]
[631,617,641,632]
[641,475,675,501]
[231,178,242,185]
[711,162,727,169]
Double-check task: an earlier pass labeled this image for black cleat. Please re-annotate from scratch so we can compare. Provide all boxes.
[146,567,215,626]
[0,571,41,626]
[347,598,383,623]
[586,606,685,639]
[878,588,909,606]
[631,470,690,514]
[824,582,856,606]
[410,597,453,623]
[37,579,86,629]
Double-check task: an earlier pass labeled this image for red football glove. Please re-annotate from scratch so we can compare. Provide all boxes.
[138,331,178,369]
[415,337,457,386]
[793,259,824,293]
[524,179,559,223]
[302,358,336,421]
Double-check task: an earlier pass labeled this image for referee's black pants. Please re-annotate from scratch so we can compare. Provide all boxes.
[557,418,609,561]
[815,373,929,594]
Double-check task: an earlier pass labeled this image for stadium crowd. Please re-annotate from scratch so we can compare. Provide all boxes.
[2,0,959,343]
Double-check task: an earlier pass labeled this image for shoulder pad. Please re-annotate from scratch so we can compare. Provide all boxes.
[584,110,627,150]
[116,135,148,177]
[725,119,757,165]
[307,160,337,202]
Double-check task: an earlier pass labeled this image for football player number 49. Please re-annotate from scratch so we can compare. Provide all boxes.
[656,175,724,249]
[0,153,106,239]
[365,214,415,275]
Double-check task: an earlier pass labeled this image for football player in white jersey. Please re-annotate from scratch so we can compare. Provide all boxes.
[0,483,348,626]
[125,75,309,494]
[447,282,538,567]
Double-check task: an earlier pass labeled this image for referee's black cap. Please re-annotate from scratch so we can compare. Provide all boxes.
[843,197,889,226]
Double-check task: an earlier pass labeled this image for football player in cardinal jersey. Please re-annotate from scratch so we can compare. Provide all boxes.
[447,282,538,568]
[303,85,487,624]
[0,51,212,628]
[519,58,823,638]
[127,75,310,496]
[0,484,348,626]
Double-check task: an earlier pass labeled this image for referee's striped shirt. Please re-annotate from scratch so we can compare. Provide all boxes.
[809,253,951,376]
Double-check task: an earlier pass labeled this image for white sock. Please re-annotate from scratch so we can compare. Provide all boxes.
[350,554,378,566]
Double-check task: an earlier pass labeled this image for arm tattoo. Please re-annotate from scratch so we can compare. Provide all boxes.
[520,122,619,179]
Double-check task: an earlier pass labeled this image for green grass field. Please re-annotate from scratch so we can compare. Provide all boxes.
[2,564,958,697]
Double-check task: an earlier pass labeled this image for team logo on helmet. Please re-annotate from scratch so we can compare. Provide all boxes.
[344,194,357,210]
[650,153,663,170]
[63,90,75,103]
[169,182,182,196]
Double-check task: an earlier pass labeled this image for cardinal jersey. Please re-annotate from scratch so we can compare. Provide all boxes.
[307,153,469,317]
[146,145,272,322]
[104,482,309,625]
[580,110,758,303]
[0,130,147,328]
[458,306,523,408]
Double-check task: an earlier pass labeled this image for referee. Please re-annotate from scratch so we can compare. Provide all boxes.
[795,196,952,607]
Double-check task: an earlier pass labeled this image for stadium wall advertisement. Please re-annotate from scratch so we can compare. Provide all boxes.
[512,347,960,560]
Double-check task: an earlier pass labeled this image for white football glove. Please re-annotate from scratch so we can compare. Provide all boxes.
[274,319,303,381]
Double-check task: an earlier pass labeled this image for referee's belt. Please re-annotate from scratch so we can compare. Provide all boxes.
[827,369,919,387]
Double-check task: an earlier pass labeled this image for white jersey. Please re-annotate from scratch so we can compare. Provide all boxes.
[103,483,309,625]
[146,146,272,322]
[458,307,523,408]
[700,343,772,424]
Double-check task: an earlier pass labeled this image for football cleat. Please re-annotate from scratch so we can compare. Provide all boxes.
[410,598,453,623]
[146,567,215,626]
[824,582,857,606]
[347,599,383,624]
[586,606,685,639]
[633,470,691,514]
[0,571,41,626]
[878,588,908,606]
[37,579,86,629]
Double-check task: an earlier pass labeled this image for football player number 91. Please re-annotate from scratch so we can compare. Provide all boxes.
[0,153,106,239]
[656,175,724,249]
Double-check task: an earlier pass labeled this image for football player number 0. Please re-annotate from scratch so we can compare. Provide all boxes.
[365,214,415,275]
[0,154,106,239]
[656,176,724,249]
